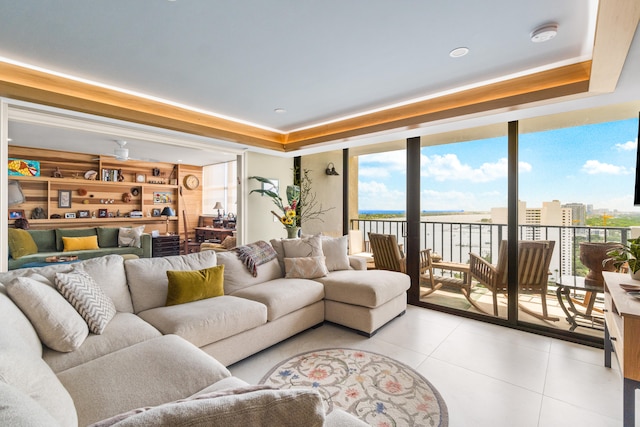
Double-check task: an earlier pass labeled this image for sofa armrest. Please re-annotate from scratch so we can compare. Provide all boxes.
[348,256,367,270]
[140,233,152,258]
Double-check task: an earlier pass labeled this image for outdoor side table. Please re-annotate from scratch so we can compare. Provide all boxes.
[554,275,604,331]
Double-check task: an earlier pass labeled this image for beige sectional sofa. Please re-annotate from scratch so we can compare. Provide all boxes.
[0,237,409,426]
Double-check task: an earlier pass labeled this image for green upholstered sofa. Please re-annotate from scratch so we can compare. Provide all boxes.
[8,227,151,270]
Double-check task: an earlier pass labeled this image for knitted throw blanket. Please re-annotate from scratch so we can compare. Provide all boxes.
[234,240,277,277]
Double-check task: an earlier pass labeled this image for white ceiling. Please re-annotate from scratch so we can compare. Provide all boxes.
[1,0,638,164]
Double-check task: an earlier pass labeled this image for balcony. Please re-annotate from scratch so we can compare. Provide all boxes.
[350,218,631,337]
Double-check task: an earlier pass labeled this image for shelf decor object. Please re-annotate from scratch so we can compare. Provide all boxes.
[8,158,40,177]
[58,190,72,208]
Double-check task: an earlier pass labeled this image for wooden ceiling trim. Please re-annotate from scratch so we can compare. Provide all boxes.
[589,0,640,93]
[0,61,287,151]
[283,61,592,149]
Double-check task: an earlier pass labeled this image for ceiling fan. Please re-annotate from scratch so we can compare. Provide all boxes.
[93,140,133,161]
[112,140,130,161]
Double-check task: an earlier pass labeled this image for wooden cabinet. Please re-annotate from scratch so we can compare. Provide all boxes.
[195,227,235,243]
[603,272,640,427]
[152,235,180,257]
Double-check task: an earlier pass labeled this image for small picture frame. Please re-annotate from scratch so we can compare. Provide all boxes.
[153,191,172,204]
[58,190,72,208]
[77,210,90,218]
[98,208,108,218]
[8,209,25,220]
[152,208,162,217]
[65,212,76,219]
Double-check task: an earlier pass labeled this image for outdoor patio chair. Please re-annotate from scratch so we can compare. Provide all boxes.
[368,233,406,273]
[468,240,559,321]
[419,248,444,296]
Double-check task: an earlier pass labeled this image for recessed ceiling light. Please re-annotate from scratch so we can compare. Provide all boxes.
[449,47,469,58]
[274,108,287,114]
[530,24,558,43]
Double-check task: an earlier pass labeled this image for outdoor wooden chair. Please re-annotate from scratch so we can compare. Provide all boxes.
[419,248,444,296]
[368,233,406,273]
[469,240,559,321]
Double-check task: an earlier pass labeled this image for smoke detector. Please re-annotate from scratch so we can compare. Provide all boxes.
[530,24,558,43]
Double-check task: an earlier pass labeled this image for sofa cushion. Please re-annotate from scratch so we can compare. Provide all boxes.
[138,296,267,347]
[89,388,324,427]
[125,251,217,313]
[0,289,43,358]
[57,335,231,426]
[44,313,161,373]
[0,381,62,427]
[284,256,329,279]
[74,255,134,313]
[166,265,225,306]
[63,235,99,251]
[7,228,38,259]
[216,251,282,294]
[231,278,324,321]
[0,334,78,427]
[321,235,350,271]
[317,269,411,308]
[55,270,116,334]
[29,229,57,252]
[55,228,97,251]
[118,226,145,248]
[97,227,120,248]
[6,274,89,352]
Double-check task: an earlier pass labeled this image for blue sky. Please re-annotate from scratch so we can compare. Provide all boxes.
[358,117,640,212]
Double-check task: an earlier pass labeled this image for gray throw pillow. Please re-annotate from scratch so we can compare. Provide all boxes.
[54,270,116,334]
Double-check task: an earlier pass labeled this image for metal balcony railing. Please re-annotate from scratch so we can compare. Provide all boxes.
[350,218,631,279]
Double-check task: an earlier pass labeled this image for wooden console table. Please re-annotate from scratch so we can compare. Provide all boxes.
[603,272,640,427]
[195,227,235,243]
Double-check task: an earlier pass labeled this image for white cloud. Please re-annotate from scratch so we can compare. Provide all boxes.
[420,154,532,182]
[581,160,631,175]
[614,139,637,151]
[358,180,405,210]
[359,166,390,178]
[359,151,406,181]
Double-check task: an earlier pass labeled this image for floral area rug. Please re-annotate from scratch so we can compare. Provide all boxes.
[259,348,448,427]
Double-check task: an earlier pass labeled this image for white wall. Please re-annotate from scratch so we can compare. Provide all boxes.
[245,152,295,243]
[300,151,343,237]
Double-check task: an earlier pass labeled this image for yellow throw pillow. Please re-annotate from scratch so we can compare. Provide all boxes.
[62,235,99,252]
[166,265,225,306]
[8,228,38,259]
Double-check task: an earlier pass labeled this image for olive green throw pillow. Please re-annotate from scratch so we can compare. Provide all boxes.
[7,228,38,259]
[166,265,225,306]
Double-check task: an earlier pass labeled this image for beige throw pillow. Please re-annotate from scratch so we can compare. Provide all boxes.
[321,235,350,271]
[282,235,324,258]
[118,226,145,248]
[284,256,329,279]
[6,275,89,352]
[55,270,116,334]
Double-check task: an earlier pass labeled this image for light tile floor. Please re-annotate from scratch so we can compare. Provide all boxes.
[229,305,631,427]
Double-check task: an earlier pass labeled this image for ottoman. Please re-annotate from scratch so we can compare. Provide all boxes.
[316,270,410,336]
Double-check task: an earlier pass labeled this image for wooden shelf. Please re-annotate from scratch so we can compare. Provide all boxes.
[8,145,203,237]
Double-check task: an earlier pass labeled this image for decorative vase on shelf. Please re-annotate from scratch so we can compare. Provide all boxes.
[286,227,300,239]
[631,269,640,281]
